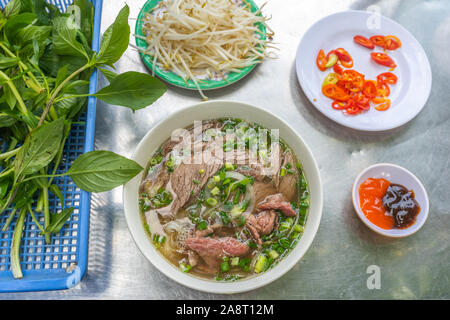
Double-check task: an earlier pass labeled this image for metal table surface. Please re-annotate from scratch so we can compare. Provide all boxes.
[5,0,450,299]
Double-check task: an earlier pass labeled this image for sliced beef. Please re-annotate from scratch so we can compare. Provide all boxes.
[185,237,250,273]
[141,162,170,197]
[187,250,199,267]
[170,161,222,214]
[246,210,277,245]
[195,226,214,237]
[253,181,278,207]
[277,150,298,201]
[258,193,296,217]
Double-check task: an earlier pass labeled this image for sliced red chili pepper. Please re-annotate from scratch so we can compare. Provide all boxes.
[333,48,353,68]
[370,35,386,48]
[370,52,396,68]
[362,80,377,99]
[345,104,362,115]
[335,48,352,62]
[355,95,371,110]
[316,49,328,71]
[322,84,349,101]
[376,82,391,97]
[375,99,391,111]
[333,64,343,75]
[332,100,347,110]
[353,35,374,49]
[377,72,398,85]
[384,35,402,50]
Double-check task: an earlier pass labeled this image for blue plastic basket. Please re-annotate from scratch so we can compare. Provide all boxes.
[0,0,102,292]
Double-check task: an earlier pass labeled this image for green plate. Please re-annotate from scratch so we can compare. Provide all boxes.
[135,0,267,90]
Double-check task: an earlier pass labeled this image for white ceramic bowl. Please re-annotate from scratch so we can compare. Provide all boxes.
[123,100,323,294]
[352,163,429,238]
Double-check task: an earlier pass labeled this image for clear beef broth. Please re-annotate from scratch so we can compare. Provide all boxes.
[139,119,309,281]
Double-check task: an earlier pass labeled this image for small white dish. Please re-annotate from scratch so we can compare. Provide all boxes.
[352,163,429,238]
[123,100,323,294]
[295,10,432,131]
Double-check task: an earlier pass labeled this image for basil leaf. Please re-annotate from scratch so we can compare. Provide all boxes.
[93,71,166,110]
[55,64,69,88]
[43,207,74,235]
[70,0,94,45]
[96,5,130,67]
[52,16,89,59]
[3,85,17,110]
[0,56,20,69]
[0,113,16,128]
[99,68,118,82]
[14,118,64,179]
[4,0,21,17]
[4,12,36,42]
[16,25,52,46]
[67,151,143,192]
[13,182,38,209]
[49,184,64,207]
[31,0,52,25]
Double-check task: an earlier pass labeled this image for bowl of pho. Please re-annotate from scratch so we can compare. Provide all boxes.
[123,100,323,293]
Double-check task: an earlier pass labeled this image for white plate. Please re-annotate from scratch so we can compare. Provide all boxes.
[295,10,432,131]
[123,101,323,294]
[352,163,429,238]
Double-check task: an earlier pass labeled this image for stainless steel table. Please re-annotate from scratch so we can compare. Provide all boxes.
[5,0,450,299]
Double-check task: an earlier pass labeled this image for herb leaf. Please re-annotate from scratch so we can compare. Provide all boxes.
[96,5,130,67]
[67,151,143,192]
[14,118,64,179]
[93,71,166,110]
[4,0,21,17]
[52,16,89,59]
[42,207,74,235]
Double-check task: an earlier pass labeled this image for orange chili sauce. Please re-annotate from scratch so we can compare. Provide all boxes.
[358,178,394,229]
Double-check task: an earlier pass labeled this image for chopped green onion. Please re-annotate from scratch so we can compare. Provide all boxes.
[199,169,205,174]
[285,163,292,169]
[236,215,246,227]
[220,261,230,272]
[239,257,251,272]
[205,197,217,207]
[197,220,208,230]
[211,187,220,196]
[300,201,309,208]
[280,168,286,177]
[254,255,269,273]
[233,189,241,204]
[239,177,253,186]
[224,163,234,171]
[279,238,291,249]
[231,257,239,266]
[248,240,257,249]
[180,262,192,273]
[294,224,304,233]
[219,211,230,225]
[279,221,291,231]
[193,178,201,185]
[213,175,221,182]
[268,250,279,259]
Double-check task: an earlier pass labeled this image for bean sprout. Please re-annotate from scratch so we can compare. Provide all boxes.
[137,0,276,100]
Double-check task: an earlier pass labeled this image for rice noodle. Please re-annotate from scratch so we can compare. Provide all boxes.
[138,0,276,100]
